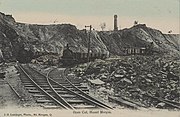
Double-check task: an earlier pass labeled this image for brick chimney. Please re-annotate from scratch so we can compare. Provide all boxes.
[114,15,118,31]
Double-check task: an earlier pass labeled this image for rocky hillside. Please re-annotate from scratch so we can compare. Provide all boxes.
[99,24,180,56]
[0,12,109,63]
[0,12,17,62]
[15,23,108,54]
[0,12,179,63]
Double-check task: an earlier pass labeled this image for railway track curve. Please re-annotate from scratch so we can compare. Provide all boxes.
[18,64,112,109]
[48,67,113,109]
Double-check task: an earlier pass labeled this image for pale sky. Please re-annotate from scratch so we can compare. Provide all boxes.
[0,0,179,33]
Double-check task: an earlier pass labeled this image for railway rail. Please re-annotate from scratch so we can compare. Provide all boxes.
[18,64,68,109]
[17,64,180,110]
[47,67,113,109]
[108,91,180,109]
[62,68,180,110]
[48,68,148,110]
[6,81,22,99]
[63,69,180,110]
[143,93,180,109]
[18,64,112,109]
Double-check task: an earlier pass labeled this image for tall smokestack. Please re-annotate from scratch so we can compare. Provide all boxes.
[114,15,118,31]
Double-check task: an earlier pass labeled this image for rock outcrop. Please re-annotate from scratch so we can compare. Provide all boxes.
[0,12,179,63]
[99,24,180,57]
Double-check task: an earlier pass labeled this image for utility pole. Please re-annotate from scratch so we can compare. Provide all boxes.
[85,25,92,62]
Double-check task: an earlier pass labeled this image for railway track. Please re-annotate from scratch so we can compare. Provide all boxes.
[47,67,113,109]
[18,64,179,110]
[143,93,180,109]
[108,91,180,109]
[6,81,22,99]
[18,64,112,109]
[18,64,69,109]
[108,96,146,109]
[48,67,180,110]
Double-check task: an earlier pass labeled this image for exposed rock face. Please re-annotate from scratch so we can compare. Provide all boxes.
[99,24,180,57]
[15,23,108,54]
[0,12,17,62]
[0,12,179,63]
[0,12,109,63]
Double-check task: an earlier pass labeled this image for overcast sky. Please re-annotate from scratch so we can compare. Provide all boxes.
[0,0,179,33]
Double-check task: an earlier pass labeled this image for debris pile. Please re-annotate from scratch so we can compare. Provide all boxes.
[70,55,180,109]
[31,54,59,65]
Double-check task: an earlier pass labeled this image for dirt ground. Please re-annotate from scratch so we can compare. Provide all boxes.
[0,63,38,109]
[0,79,20,108]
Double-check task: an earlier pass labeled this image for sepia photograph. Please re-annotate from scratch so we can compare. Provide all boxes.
[0,0,179,117]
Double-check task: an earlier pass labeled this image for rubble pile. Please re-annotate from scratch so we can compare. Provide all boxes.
[31,54,59,65]
[71,56,180,109]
